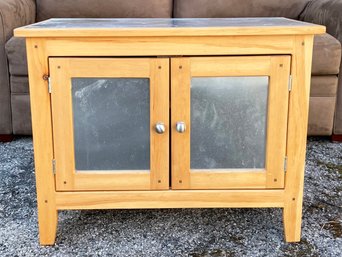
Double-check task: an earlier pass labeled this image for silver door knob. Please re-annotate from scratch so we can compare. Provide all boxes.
[176,121,186,133]
[155,122,165,134]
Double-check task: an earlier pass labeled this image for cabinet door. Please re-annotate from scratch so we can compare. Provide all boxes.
[171,56,290,189]
[50,58,169,191]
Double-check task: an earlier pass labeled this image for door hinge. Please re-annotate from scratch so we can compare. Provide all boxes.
[48,77,52,93]
[52,159,56,174]
[284,156,288,173]
[288,75,292,91]
[43,74,51,93]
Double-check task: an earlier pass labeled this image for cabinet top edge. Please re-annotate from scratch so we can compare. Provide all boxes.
[14,18,325,38]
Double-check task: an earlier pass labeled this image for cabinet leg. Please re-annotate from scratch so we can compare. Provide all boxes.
[26,39,58,245]
[37,202,58,245]
[283,35,313,243]
[283,198,303,242]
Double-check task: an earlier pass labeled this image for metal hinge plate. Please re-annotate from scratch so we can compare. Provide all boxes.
[52,159,56,174]
[48,77,52,93]
[284,156,288,173]
[288,75,292,91]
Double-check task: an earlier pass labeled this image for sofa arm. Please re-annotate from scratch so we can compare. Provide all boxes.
[300,0,342,43]
[0,0,36,44]
[0,0,35,135]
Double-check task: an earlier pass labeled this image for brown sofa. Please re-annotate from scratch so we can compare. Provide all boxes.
[1,0,341,141]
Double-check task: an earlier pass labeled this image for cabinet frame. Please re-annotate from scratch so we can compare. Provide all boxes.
[19,27,319,244]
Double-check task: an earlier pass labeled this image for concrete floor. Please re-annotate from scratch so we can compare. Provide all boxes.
[0,137,341,257]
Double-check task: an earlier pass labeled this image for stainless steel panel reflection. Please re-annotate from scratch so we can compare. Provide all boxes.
[191,76,268,170]
[72,78,150,171]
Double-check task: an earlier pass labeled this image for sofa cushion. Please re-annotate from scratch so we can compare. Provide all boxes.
[310,76,338,97]
[0,44,12,134]
[36,0,172,21]
[312,33,341,75]
[308,96,336,136]
[309,75,338,136]
[0,0,36,44]
[173,0,309,19]
[11,93,31,135]
[5,37,27,76]
[10,75,29,94]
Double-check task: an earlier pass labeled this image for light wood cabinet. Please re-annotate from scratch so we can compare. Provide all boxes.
[15,18,325,245]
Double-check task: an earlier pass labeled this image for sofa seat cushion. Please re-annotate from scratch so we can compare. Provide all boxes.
[310,76,338,97]
[11,93,31,135]
[308,96,336,136]
[308,75,339,136]
[312,33,341,75]
[36,0,172,21]
[5,37,27,76]
[173,0,309,19]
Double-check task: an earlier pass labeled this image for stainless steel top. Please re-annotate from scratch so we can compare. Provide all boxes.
[14,18,325,37]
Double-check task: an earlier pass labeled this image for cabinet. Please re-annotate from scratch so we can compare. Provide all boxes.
[15,18,325,245]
